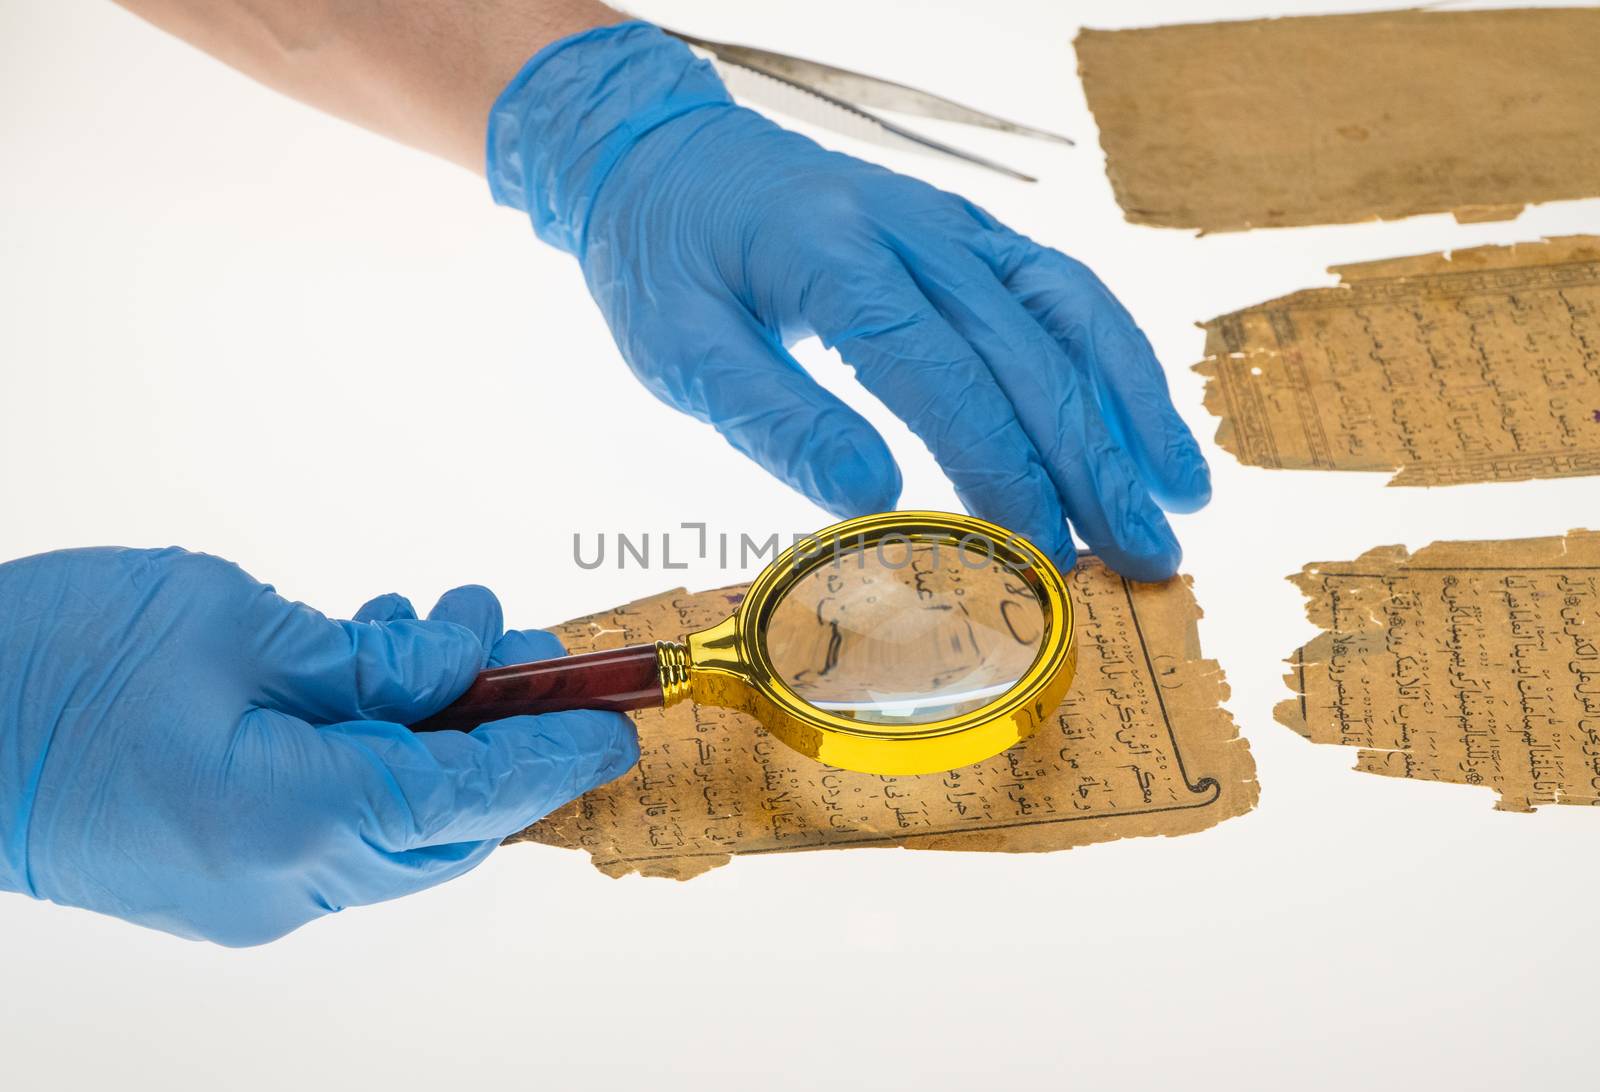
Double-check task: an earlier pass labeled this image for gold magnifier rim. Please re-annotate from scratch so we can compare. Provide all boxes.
[683,511,1077,775]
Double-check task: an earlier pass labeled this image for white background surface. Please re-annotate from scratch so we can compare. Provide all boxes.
[2,1,1597,1088]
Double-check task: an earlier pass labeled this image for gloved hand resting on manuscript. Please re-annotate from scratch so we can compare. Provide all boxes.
[114,1,1211,581]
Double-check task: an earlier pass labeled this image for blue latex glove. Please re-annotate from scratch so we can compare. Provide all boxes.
[488,22,1210,581]
[0,547,637,946]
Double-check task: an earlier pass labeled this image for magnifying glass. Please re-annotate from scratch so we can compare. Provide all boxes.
[411,512,1077,775]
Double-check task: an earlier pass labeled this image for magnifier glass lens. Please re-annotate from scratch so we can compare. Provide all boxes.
[763,539,1046,726]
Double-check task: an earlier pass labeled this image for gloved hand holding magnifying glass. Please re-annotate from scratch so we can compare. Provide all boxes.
[0,548,638,947]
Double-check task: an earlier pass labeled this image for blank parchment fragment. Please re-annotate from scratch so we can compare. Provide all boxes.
[510,561,1257,879]
[1195,236,1600,486]
[1280,531,1600,813]
[1075,7,1600,232]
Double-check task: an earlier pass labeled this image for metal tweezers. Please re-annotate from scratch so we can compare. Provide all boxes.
[665,30,1073,183]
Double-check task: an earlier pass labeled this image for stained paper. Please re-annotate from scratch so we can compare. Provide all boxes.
[1075,8,1600,232]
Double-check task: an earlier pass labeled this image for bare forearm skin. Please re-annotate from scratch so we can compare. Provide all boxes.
[112,0,626,172]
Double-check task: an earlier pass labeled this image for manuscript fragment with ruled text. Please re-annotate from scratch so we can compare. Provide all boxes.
[1279,531,1600,812]
[511,561,1256,878]
[1195,237,1600,486]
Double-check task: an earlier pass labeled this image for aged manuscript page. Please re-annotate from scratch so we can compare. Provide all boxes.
[511,561,1257,878]
[1075,8,1600,232]
[1194,237,1600,486]
[1279,531,1600,813]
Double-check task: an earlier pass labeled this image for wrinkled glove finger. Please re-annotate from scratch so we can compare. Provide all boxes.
[212,709,504,941]
[319,711,639,850]
[798,259,1075,567]
[245,594,488,726]
[909,245,1183,582]
[489,627,568,668]
[625,301,902,518]
[359,586,531,664]
[172,831,498,947]
[303,837,501,924]
[352,592,417,623]
[988,232,1211,514]
[425,584,505,653]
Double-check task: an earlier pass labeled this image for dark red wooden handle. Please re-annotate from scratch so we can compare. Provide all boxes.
[410,643,664,732]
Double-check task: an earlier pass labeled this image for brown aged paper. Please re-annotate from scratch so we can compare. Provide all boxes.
[1074,8,1600,232]
[1194,236,1600,486]
[1279,531,1600,813]
[510,561,1257,878]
